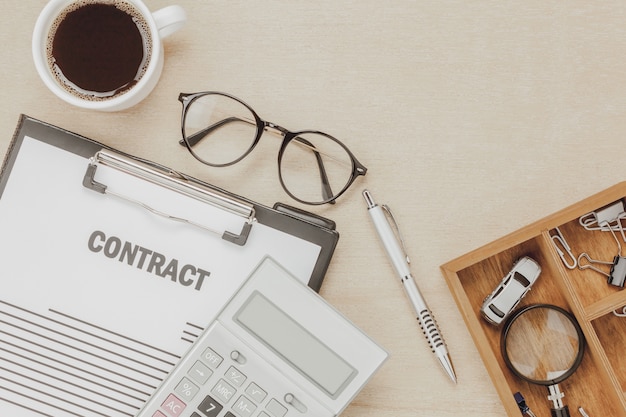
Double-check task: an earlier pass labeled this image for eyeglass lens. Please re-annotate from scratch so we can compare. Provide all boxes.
[279,132,356,204]
[183,93,258,166]
[182,93,362,204]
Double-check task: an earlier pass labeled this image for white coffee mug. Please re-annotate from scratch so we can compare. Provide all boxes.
[32,0,186,112]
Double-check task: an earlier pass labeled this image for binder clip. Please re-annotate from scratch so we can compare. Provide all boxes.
[579,199,626,242]
[577,222,626,288]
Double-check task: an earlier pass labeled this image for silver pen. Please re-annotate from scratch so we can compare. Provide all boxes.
[363,190,457,383]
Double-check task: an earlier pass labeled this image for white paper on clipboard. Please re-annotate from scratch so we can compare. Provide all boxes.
[0,134,323,417]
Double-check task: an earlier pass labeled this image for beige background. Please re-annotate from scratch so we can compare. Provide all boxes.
[3,1,626,416]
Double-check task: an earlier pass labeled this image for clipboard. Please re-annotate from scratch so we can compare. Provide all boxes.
[0,115,339,417]
[1,115,338,290]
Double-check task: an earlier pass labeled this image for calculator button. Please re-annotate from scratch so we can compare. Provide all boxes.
[284,393,307,413]
[230,350,246,364]
[231,395,256,417]
[284,393,308,414]
[224,413,237,417]
[211,378,236,403]
[188,361,213,385]
[224,366,247,387]
[266,398,288,417]
[200,347,223,368]
[174,378,199,402]
[245,382,267,403]
[257,413,271,417]
[197,395,223,417]
[190,413,203,417]
[152,412,167,417]
[161,394,186,417]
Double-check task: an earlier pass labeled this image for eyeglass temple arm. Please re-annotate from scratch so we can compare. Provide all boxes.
[179,117,246,147]
[292,136,335,204]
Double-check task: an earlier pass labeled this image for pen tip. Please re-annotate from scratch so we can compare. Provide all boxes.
[439,355,457,384]
[446,371,457,384]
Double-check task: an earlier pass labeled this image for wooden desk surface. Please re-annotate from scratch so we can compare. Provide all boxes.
[3,2,626,416]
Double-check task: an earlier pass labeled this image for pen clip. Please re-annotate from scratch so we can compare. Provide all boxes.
[381,204,411,265]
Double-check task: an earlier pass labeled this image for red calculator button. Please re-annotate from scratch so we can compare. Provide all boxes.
[161,394,186,417]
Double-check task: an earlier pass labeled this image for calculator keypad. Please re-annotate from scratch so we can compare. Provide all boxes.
[146,323,297,417]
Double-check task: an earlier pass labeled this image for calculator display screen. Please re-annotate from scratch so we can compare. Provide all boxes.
[235,291,356,398]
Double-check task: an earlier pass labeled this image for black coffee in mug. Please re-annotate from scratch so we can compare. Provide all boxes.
[47,1,152,101]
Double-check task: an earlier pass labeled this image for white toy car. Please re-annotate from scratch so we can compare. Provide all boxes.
[480,256,541,325]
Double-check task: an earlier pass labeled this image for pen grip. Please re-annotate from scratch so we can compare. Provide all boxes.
[405,278,447,352]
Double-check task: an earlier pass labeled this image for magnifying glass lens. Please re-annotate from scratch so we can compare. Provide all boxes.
[504,306,581,383]
[502,305,585,417]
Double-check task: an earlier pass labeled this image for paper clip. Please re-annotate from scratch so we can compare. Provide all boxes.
[550,227,577,269]
[578,407,591,417]
[613,306,626,317]
[579,200,626,241]
[578,222,626,288]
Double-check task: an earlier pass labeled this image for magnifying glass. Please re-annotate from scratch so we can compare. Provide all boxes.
[501,304,585,417]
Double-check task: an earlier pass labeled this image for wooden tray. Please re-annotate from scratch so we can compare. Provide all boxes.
[441,182,626,417]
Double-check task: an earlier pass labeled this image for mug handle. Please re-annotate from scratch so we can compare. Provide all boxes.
[152,5,187,39]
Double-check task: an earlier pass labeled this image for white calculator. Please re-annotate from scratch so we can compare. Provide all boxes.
[136,257,388,417]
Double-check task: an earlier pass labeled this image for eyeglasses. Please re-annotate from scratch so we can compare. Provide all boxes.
[178,91,367,205]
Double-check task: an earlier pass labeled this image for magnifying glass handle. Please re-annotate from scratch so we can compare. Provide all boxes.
[547,384,571,417]
[551,405,570,417]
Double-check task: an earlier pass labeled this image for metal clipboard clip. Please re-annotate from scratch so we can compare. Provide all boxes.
[83,149,255,246]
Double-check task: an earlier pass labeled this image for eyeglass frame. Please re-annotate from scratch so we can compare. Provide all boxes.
[178,91,368,205]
